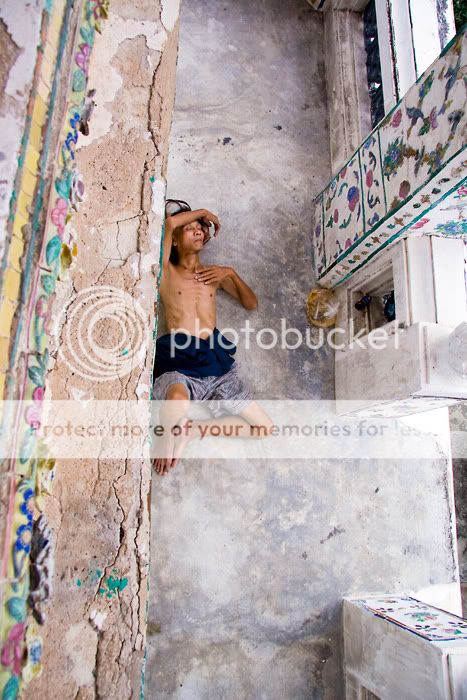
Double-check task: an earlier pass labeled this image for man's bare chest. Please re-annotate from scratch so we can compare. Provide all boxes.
[160,265,217,305]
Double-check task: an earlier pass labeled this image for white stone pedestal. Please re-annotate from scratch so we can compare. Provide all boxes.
[343,595,467,700]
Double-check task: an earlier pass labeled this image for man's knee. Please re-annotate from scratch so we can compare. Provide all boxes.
[165,384,189,401]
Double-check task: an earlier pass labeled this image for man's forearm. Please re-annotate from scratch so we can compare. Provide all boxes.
[230,269,257,309]
[166,208,207,230]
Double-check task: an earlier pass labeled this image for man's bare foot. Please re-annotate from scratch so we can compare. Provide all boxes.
[152,428,175,476]
[170,416,195,470]
[152,416,195,476]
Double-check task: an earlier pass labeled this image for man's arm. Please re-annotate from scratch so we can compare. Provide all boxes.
[220,269,257,310]
[162,208,220,267]
[195,265,257,310]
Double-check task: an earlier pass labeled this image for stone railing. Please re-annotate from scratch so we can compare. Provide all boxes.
[312,27,466,288]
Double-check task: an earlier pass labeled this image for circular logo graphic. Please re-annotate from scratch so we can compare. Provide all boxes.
[56,285,149,382]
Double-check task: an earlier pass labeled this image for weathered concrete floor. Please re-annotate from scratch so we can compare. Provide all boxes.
[146,1,459,698]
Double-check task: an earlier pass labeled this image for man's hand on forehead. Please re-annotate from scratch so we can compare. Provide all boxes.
[199,210,221,237]
[198,218,212,243]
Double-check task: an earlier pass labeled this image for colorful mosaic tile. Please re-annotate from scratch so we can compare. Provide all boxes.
[322,156,364,265]
[0,0,108,695]
[313,28,467,287]
[0,576,28,698]
[360,132,387,230]
[431,181,467,236]
[355,595,467,642]
[339,154,467,284]
[379,32,465,213]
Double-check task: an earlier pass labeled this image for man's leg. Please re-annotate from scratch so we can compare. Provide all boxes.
[188,365,274,440]
[155,401,275,474]
[153,383,190,476]
[187,400,275,440]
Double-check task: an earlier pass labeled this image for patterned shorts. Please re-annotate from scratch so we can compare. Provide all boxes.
[152,363,254,418]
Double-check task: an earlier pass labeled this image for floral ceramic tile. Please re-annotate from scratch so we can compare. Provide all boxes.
[312,195,326,278]
[322,156,364,267]
[360,132,387,231]
[319,159,466,287]
[431,181,467,237]
[355,595,467,642]
[313,29,467,287]
[379,31,466,216]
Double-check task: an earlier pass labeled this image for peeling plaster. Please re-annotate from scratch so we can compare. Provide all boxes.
[141,251,159,273]
[130,253,141,279]
[0,1,43,227]
[89,609,106,631]
[136,383,150,399]
[150,178,166,218]
[78,12,169,146]
[161,0,181,33]
[64,622,98,687]
[136,341,147,367]
[1,0,42,98]
[69,386,94,405]
[0,19,21,96]
[26,1,181,695]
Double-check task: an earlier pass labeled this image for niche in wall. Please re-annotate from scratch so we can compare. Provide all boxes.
[350,264,395,338]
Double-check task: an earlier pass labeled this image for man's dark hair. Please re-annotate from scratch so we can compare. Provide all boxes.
[169,228,180,265]
[166,198,190,265]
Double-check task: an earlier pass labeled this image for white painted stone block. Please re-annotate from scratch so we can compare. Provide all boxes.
[409,0,442,76]
[343,595,467,700]
[375,0,397,111]
[389,0,417,98]
[431,238,467,327]
[405,237,436,324]
[334,237,467,416]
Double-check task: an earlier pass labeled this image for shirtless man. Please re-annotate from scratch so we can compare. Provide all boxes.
[152,202,274,475]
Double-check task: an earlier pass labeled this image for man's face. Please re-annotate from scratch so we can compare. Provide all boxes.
[177,219,210,251]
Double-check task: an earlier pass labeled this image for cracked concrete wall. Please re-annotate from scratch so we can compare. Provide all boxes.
[28,1,180,697]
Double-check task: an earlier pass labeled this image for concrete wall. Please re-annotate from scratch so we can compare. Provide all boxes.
[146,1,459,698]
[25,0,181,697]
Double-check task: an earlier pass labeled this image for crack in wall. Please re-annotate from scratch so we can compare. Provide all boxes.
[28,2,180,696]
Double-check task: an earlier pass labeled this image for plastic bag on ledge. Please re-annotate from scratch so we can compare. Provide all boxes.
[306,287,339,328]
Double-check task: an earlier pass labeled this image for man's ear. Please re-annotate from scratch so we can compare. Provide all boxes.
[171,225,182,243]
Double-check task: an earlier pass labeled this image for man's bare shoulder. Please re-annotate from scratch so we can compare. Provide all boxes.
[162,260,215,274]
[160,261,199,287]
[161,260,179,277]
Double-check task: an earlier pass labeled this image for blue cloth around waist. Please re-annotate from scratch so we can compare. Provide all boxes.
[153,327,237,379]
